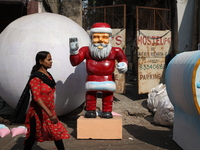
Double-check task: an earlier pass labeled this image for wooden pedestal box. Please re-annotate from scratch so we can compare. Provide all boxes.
[77,116,122,139]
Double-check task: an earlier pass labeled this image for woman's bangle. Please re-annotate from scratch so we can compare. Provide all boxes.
[49,114,54,118]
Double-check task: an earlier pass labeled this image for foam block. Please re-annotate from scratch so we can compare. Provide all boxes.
[77,116,122,139]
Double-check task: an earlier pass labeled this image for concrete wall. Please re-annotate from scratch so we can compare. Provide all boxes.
[60,0,82,27]
[177,0,195,52]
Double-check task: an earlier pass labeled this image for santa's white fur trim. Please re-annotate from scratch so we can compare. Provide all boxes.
[86,81,116,92]
[90,27,112,35]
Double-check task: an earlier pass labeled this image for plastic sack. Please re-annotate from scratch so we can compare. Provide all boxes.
[0,124,10,138]
[147,83,167,113]
[154,95,174,126]
[11,126,27,137]
[0,124,6,128]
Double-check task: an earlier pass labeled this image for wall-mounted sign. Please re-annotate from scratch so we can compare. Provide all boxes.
[137,30,171,94]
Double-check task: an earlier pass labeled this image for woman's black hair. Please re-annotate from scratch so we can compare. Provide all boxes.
[30,51,50,75]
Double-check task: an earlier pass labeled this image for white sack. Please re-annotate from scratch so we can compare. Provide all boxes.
[154,94,174,126]
[147,83,167,113]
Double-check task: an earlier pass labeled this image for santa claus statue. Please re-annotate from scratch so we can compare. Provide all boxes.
[69,22,128,118]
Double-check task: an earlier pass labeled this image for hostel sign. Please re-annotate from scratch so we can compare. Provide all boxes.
[137,30,171,94]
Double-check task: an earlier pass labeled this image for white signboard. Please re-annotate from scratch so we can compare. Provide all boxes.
[137,30,171,94]
[112,29,126,93]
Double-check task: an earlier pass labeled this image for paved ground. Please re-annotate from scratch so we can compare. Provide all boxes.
[0,75,183,150]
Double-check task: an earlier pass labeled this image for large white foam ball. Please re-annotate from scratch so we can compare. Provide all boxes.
[0,13,89,116]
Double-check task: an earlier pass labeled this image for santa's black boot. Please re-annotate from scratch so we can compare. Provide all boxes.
[102,112,113,119]
[85,110,96,118]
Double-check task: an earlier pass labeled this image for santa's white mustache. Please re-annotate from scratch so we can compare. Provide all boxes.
[93,43,107,47]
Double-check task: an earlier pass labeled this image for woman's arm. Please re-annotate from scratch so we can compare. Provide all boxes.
[36,99,58,124]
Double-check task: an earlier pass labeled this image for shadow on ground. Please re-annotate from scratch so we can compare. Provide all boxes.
[123,124,182,150]
[8,137,45,150]
[124,75,148,101]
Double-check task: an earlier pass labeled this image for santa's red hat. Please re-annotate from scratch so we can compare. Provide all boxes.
[90,22,112,36]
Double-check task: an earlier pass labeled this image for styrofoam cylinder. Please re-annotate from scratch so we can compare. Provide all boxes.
[0,13,90,116]
[166,51,200,116]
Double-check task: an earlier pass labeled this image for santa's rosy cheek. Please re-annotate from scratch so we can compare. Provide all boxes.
[92,39,99,44]
[103,40,109,44]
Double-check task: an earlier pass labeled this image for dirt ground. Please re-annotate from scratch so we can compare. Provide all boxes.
[0,75,183,150]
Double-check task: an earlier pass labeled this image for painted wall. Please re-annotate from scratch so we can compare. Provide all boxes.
[61,0,82,27]
[177,0,195,52]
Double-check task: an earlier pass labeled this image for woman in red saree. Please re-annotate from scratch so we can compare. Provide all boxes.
[24,51,70,150]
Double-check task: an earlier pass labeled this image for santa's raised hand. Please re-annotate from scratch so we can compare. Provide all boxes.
[69,37,79,55]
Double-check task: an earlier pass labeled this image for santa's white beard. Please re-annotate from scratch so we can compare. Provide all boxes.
[89,43,112,60]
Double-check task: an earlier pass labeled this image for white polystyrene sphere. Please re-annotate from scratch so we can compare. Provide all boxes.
[0,13,89,116]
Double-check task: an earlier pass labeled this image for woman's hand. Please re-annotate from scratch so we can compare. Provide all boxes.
[49,115,58,124]
[35,99,58,124]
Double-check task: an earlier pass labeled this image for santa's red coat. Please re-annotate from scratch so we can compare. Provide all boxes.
[70,46,128,82]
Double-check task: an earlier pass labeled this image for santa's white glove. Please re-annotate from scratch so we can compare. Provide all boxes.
[117,62,128,73]
[69,37,79,55]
